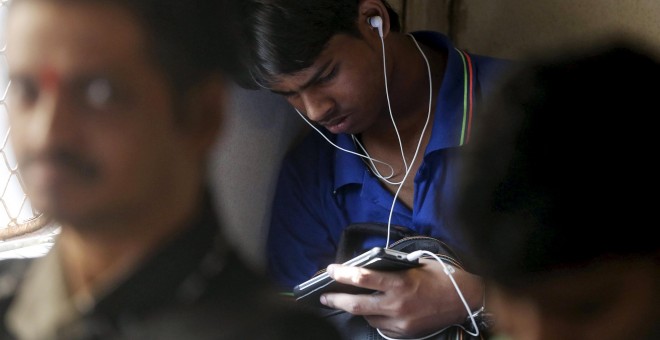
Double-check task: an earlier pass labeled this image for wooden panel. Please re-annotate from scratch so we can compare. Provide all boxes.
[385,0,406,30]
[388,0,405,14]
[452,0,660,59]
[404,0,451,34]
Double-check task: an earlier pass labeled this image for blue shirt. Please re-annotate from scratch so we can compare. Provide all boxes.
[267,31,510,289]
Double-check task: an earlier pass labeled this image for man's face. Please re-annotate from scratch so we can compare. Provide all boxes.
[269,33,386,135]
[489,259,659,340]
[6,1,204,227]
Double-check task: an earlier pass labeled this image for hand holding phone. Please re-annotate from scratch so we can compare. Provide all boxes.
[292,247,421,308]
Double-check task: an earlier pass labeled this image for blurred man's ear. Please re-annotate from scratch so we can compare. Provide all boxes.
[181,74,226,156]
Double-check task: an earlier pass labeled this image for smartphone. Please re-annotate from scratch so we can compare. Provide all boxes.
[292,247,421,308]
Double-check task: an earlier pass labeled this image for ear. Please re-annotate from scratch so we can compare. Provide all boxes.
[358,0,392,39]
[181,74,226,157]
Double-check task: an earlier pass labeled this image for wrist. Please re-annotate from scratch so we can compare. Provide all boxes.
[463,281,494,333]
[464,306,495,333]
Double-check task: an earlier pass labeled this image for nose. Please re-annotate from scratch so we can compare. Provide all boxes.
[29,89,80,152]
[298,90,335,123]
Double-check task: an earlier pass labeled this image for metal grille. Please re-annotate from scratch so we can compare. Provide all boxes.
[0,0,56,259]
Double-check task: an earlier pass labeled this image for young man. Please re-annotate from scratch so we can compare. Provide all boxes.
[0,0,340,339]
[235,0,509,338]
[456,44,660,340]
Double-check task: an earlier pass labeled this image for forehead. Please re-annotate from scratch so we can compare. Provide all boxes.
[269,34,363,89]
[6,1,147,76]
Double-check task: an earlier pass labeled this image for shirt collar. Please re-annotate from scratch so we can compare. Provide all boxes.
[333,31,475,191]
[6,246,78,340]
[413,31,476,152]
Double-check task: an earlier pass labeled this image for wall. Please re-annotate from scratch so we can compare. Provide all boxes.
[401,0,660,59]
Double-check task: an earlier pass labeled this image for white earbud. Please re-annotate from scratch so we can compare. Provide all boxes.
[368,16,383,38]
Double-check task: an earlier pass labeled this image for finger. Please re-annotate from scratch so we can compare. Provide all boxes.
[327,264,405,291]
[320,291,386,316]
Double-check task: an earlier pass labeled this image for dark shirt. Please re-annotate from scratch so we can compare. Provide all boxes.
[0,194,340,339]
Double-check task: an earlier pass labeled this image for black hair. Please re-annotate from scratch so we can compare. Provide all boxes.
[456,42,660,288]
[234,0,401,89]
[11,0,236,93]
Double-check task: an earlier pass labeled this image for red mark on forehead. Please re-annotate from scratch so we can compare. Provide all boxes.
[39,66,60,91]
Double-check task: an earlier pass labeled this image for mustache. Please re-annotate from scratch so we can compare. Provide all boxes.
[20,149,100,180]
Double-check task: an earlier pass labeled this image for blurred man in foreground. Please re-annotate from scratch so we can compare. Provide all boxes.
[0,0,339,339]
[456,43,660,340]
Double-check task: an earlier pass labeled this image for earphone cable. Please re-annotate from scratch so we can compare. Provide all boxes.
[384,34,433,248]
[352,135,400,183]
[295,108,397,177]
[379,27,409,173]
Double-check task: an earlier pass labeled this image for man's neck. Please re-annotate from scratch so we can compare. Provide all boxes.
[57,187,203,299]
[362,32,446,148]
[362,33,445,142]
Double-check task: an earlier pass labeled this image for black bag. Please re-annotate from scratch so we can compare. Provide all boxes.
[322,223,491,340]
